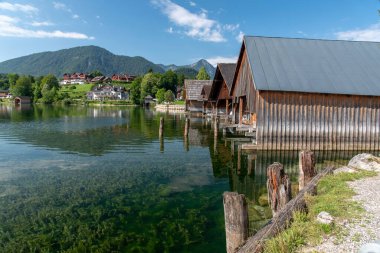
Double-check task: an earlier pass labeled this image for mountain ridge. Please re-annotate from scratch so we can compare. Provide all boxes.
[0,45,216,78]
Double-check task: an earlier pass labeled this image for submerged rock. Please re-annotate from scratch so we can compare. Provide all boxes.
[317,211,334,225]
[348,153,380,172]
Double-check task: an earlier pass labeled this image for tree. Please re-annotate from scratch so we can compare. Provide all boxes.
[160,70,178,92]
[164,90,175,102]
[32,76,44,101]
[10,76,32,96]
[196,67,210,80]
[41,74,59,103]
[156,88,166,103]
[130,77,142,104]
[7,73,19,87]
[90,70,103,78]
[177,73,185,88]
[140,73,160,100]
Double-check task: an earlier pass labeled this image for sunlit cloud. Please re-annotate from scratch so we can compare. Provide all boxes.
[0,14,94,39]
[223,24,239,32]
[0,2,38,13]
[205,56,237,67]
[53,1,79,20]
[336,23,380,42]
[30,21,54,27]
[151,0,225,42]
[236,31,244,43]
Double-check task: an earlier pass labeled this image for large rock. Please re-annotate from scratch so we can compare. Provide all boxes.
[317,211,334,225]
[359,241,380,253]
[348,153,380,172]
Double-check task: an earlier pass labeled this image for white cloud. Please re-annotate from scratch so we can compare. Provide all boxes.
[189,1,196,7]
[53,1,77,19]
[30,21,53,27]
[223,24,239,32]
[336,23,380,42]
[53,1,66,10]
[0,2,38,13]
[0,14,94,39]
[167,27,174,33]
[236,31,244,43]
[151,0,225,42]
[205,56,237,67]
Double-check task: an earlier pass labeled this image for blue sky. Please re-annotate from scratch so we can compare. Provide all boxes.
[0,0,379,66]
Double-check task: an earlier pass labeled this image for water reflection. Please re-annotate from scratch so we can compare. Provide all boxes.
[0,104,377,252]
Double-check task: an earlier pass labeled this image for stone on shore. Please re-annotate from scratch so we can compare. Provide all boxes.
[348,154,380,172]
[317,211,334,225]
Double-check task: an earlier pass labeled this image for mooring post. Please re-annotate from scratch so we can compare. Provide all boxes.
[214,117,219,137]
[223,192,249,253]
[267,162,291,216]
[159,117,164,139]
[184,117,190,151]
[299,150,316,191]
[184,118,190,137]
[237,145,242,174]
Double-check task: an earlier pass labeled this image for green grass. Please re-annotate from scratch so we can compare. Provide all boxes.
[59,83,94,99]
[263,170,377,253]
[173,100,185,105]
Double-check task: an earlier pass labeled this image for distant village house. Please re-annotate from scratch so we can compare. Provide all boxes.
[87,84,128,101]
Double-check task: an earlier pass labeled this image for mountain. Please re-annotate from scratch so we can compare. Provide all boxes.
[159,59,216,78]
[0,46,164,77]
[0,46,216,78]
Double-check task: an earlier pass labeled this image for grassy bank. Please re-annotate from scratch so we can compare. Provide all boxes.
[263,170,377,253]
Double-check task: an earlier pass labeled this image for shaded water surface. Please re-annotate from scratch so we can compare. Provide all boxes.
[0,105,364,252]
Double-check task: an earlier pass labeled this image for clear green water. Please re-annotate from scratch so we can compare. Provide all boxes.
[0,105,364,252]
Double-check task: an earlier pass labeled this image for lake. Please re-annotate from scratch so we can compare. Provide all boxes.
[0,104,361,252]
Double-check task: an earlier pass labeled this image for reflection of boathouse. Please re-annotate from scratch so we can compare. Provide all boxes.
[14,96,31,105]
[230,36,380,150]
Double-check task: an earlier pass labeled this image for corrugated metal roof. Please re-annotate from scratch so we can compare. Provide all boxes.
[244,36,380,96]
[185,80,213,100]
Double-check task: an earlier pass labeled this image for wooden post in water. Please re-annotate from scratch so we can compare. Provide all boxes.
[184,117,190,151]
[237,145,242,174]
[223,192,249,253]
[214,117,219,137]
[159,117,164,139]
[299,150,316,191]
[267,163,291,216]
[184,118,190,137]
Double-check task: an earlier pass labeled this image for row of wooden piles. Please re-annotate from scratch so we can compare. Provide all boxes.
[223,150,333,253]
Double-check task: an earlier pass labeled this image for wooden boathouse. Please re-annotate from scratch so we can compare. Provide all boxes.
[185,80,213,113]
[209,63,236,116]
[230,36,380,150]
[200,83,212,114]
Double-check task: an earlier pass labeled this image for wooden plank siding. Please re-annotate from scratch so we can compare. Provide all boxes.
[255,91,380,150]
[232,47,257,125]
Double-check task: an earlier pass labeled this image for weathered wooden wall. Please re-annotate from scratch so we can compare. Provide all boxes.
[256,91,380,150]
[231,46,257,124]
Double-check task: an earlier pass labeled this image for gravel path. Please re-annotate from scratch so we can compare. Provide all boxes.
[301,173,380,253]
